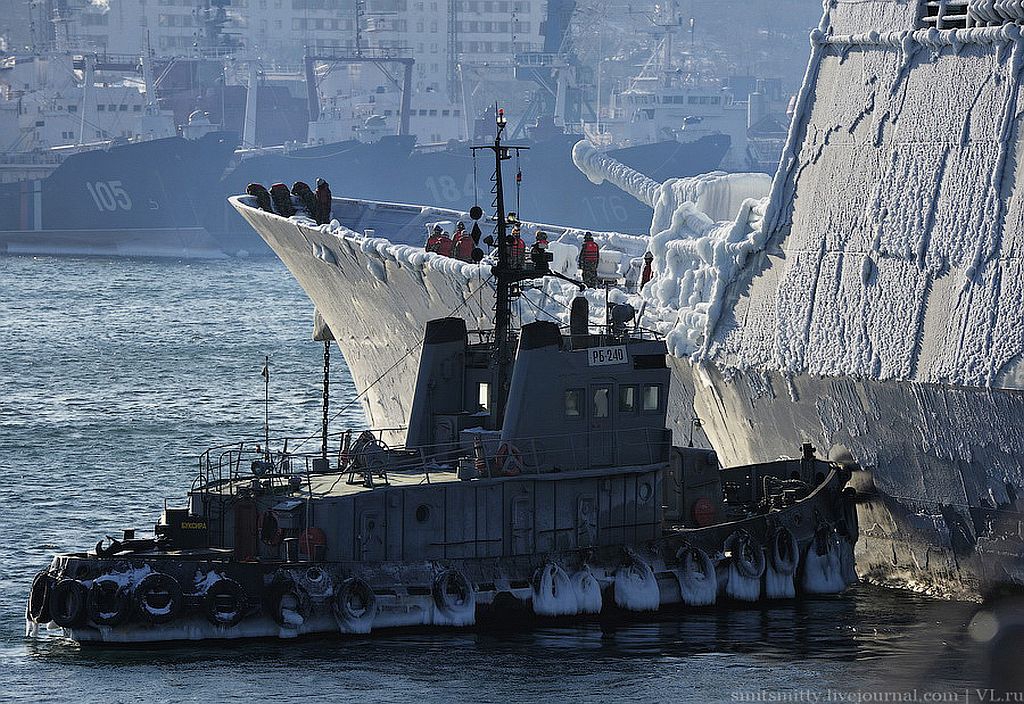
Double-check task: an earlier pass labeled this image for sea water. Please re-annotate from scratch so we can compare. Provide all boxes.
[0,255,996,703]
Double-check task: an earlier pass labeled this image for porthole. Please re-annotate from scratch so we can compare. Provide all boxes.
[415,504,431,523]
[638,482,653,503]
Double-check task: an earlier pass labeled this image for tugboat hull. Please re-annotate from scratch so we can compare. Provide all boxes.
[32,463,853,644]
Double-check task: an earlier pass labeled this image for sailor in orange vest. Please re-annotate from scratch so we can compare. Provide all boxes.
[510,226,527,269]
[425,224,443,253]
[436,228,454,257]
[453,221,474,261]
[640,251,655,288]
[578,231,600,287]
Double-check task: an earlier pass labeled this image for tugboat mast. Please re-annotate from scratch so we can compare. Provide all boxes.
[471,106,528,426]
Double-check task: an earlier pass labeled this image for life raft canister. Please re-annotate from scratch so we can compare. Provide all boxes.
[494,442,523,477]
[87,577,132,627]
[50,579,88,628]
[134,572,183,624]
[28,571,56,624]
[204,577,248,627]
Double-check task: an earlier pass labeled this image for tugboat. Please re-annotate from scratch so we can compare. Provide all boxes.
[25,112,858,644]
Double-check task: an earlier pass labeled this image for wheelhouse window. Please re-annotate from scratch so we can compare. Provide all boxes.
[593,387,610,419]
[619,385,637,414]
[565,389,583,418]
[642,384,661,413]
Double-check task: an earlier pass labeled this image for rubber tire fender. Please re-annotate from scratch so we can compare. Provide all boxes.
[204,577,248,628]
[87,577,131,627]
[50,579,88,628]
[676,545,716,588]
[725,531,766,580]
[332,577,377,624]
[134,572,183,625]
[433,569,473,616]
[768,526,800,577]
[266,574,311,627]
[28,571,56,624]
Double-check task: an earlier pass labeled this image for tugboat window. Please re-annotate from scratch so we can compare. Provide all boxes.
[477,382,490,413]
[619,385,637,413]
[642,384,660,412]
[415,505,431,523]
[593,387,610,419]
[565,389,583,417]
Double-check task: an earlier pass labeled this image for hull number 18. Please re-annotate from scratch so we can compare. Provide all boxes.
[588,346,628,367]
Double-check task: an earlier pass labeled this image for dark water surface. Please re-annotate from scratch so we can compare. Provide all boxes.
[0,256,994,703]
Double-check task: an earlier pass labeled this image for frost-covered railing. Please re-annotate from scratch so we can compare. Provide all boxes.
[918,0,1024,29]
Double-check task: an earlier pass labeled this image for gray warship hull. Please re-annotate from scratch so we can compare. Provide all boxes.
[230,182,1024,600]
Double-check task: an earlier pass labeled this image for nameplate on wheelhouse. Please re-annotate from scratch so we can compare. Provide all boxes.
[588,346,628,367]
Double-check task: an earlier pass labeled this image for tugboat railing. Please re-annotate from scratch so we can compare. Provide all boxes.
[192,426,674,498]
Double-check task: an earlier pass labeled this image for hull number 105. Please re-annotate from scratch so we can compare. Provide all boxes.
[86,180,133,212]
[588,346,628,367]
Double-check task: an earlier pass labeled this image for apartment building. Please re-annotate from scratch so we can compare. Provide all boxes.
[70,0,547,93]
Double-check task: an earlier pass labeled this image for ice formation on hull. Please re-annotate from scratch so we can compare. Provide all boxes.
[573,2,1024,598]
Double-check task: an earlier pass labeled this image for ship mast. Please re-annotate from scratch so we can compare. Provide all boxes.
[471,107,528,426]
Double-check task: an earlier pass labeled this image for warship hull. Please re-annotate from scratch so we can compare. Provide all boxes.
[231,193,1024,600]
[0,133,238,259]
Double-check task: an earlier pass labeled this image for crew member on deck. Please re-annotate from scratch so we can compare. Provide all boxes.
[579,232,600,287]
[315,178,332,225]
[425,225,443,253]
[453,222,474,261]
[510,226,526,269]
[640,251,655,288]
[436,228,454,257]
[530,230,550,271]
